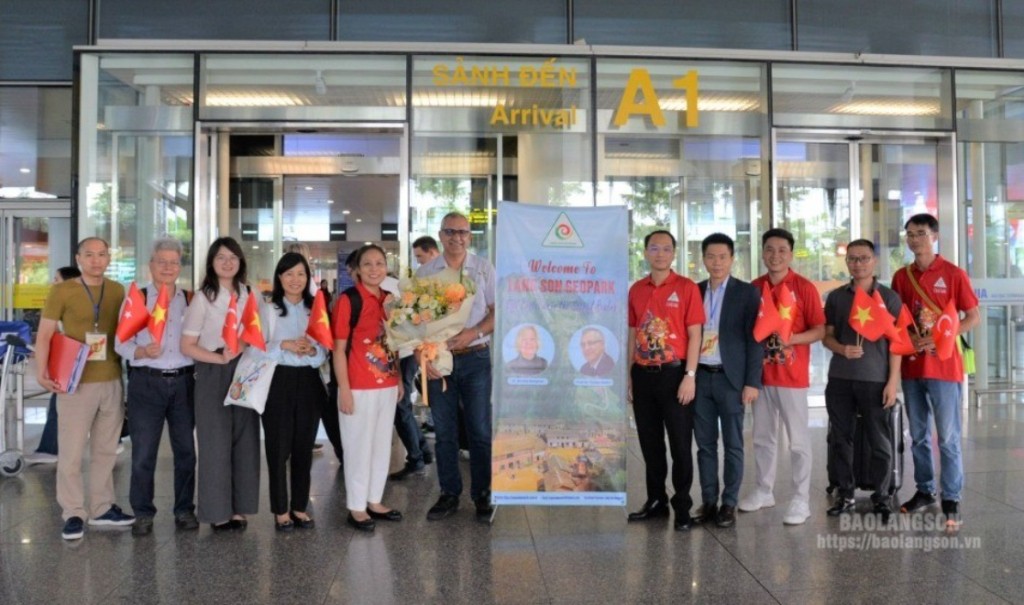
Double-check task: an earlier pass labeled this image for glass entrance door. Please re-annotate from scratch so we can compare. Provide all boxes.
[196,125,407,296]
[772,131,955,399]
[0,202,72,330]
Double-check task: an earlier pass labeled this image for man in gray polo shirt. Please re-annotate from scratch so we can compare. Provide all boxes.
[821,239,902,519]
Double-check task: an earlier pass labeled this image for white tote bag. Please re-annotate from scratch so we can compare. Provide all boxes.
[224,348,277,415]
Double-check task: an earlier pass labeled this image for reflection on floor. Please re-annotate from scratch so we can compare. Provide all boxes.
[2,401,1024,604]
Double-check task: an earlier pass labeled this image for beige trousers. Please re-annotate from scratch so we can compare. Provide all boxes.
[56,380,124,520]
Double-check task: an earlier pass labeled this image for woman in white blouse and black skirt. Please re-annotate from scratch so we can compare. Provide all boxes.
[260,252,328,531]
[180,237,260,531]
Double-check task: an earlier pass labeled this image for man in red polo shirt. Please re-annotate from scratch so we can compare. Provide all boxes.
[891,213,980,527]
[627,230,704,531]
[739,228,825,525]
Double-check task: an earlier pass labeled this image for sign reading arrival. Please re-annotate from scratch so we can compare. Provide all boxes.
[430,57,699,130]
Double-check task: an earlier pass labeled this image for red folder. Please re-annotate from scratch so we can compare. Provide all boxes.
[48,333,89,394]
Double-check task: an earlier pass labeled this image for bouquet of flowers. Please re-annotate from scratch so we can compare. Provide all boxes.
[385,268,476,399]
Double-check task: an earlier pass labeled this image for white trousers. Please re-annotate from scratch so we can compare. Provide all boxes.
[751,385,812,504]
[339,387,398,511]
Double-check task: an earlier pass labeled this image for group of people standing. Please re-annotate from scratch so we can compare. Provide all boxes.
[35,210,497,540]
[33,209,975,541]
[626,213,978,531]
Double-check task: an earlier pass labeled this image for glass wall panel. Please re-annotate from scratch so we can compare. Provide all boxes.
[0,0,88,81]
[199,54,406,122]
[575,0,790,50]
[772,64,954,131]
[411,55,592,264]
[99,0,330,41]
[956,70,1024,392]
[0,87,71,199]
[797,0,996,57]
[1004,0,1024,59]
[339,0,566,44]
[79,54,195,286]
[595,58,768,281]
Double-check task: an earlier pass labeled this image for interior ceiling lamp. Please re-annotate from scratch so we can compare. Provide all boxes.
[830,99,940,116]
[658,95,760,112]
[411,90,508,107]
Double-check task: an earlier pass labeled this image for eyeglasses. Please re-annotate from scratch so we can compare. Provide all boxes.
[441,228,471,238]
[153,260,181,268]
[646,245,674,255]
[846,255,873,264]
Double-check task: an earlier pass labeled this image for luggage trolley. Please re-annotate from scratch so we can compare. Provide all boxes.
[0,321,33,477]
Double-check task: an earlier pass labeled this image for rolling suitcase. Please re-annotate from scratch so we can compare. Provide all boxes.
[826,399,905,497]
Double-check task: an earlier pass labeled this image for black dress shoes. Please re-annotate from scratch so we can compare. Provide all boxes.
[367,508,403,522]
[827,498,856,516]
[716,505,736,528]
[427,495,460,521]
[475,495,494,520]
[290,512,315,529]
[691,504,718,525]
[347,513,376,532]
[275,519,295,532]
[674,514,692,531]
[627,500,670,522]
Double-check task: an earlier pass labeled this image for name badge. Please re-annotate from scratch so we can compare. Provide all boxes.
[700,329,719,358]
[85,332,107,362]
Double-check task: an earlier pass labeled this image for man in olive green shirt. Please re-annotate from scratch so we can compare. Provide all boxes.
[35,237,134,540]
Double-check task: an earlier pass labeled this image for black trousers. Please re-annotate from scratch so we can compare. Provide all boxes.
[631,364,694,514]
[262,365,326,515]
[323,353,344,462]
[825,377,893,501]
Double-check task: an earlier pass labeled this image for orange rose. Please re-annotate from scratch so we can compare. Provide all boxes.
[444,283,467,304]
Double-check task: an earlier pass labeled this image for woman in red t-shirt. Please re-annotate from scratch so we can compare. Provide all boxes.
[332,244,402,532]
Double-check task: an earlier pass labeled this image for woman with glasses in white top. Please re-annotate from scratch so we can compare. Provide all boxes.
[180,237,260,531]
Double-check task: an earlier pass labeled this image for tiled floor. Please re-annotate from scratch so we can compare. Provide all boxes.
[2,398,1023,604]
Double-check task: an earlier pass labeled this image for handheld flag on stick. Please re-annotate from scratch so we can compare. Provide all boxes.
[116,282,150,344]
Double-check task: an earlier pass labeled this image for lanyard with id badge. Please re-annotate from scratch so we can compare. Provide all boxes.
[81,279,107,362]
[700,281,725,359]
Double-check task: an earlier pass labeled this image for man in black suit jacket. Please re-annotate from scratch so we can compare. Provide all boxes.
[691,233,762,528]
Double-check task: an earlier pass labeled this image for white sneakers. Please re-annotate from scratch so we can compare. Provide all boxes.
[738,490,776,512]
[783,500,811,525]
[738,491,810,525]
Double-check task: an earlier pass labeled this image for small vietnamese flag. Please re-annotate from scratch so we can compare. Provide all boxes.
[222,292,240,355]
[753,282,783,342]
[933,300,961,361]
[239,292,266,351]
[871,289,898,340]
[849,286,888,342]
[116,282,150,344]
[146,284,170,347]
[776,283,797,344]
[889,304,917,356]
[306,289,333,350]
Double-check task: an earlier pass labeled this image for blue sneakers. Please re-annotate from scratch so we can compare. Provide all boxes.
[88,504,135,526]
[62,516,85,540]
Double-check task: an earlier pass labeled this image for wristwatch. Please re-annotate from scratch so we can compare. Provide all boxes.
[477,330,485,340]
[685,369,697,378]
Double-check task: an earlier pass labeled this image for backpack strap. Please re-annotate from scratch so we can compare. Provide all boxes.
[341,286,362,357]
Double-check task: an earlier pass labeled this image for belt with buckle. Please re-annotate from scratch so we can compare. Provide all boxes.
[450,343,489,356]
[638,360,682,373]
[134,366,194,378]
[698,364,725,373]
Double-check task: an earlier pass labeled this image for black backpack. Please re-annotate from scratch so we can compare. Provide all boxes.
[327,286,362,388]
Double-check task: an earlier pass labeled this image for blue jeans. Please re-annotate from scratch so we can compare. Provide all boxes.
[128,370,197,518]
[902,378,963,501]
[394,356,430,468]
[35,394,59,455]
[427,347,492,499]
